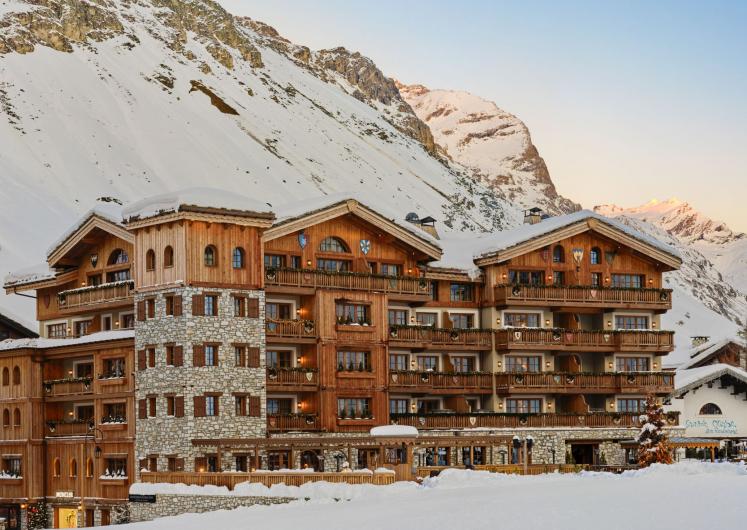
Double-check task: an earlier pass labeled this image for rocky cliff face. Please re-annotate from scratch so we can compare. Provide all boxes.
[398,82,579,216]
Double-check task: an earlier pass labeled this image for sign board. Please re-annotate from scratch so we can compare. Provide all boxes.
[684,418,738,436]
[128,494,157,503]
[55,491,74,498]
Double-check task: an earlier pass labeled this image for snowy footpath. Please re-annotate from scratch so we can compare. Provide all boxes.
[121,462,746,530]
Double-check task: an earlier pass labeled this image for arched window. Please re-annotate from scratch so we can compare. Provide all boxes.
[1,367,8,386]
[108,248,129,265]
[163,246,174,268]
[232,247,245,269]
[2,409,9,427]
[204,245,217,267]
[53,458,61,477]
[86,457,94,478]
[70,458,77,477]
[145,249,156,271]
[12,366,20,385]
[13,408,20,426]
[319,237,349,253]
[590,247,601,265]
[699,403,722,415]
[552,245,565,263]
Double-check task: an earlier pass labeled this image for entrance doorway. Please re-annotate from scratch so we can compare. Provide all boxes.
[56,507,78,528]
[300,450,323,471]
[570,443,599,465]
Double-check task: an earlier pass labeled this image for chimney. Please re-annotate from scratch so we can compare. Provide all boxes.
[690,336,710,348]
[524,207,544,225]
[405,212,440,240]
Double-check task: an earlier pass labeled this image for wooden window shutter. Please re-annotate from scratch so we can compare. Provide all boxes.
[247,347,260,368]
[137,350,147,371]
[173,295,182,316]
[173,345,184,367]
[248,396,261,417]
[175,396,184,418]
[247,297,259,318]
[192,294,204,316]
[137,300,146,321]
[175,458,185,471]
[138,399,147,419]
[148,349,155,368]
[442,311,453,329]
[147,299,155,319]
[193,396,206,417]
[148,397,156,417]
[194,457,207,472]
[214,396,220,416]
[192,345,205,367]
[237,347,246,368]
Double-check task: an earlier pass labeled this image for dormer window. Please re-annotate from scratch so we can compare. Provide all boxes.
[319,237,348,253]
[108,249,129,265]
[204,245,217,267]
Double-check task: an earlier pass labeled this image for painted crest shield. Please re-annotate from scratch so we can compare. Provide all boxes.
[298,231,307,249]
[572,247,584,263]
[359,239,371,255]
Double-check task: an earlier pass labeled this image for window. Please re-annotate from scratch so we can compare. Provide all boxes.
[264,254,285,268]
[204,344,218,367]
[86,458,94,478]
[47,323,66,338]
[617,399,646,413]
[232,247,245,269]
[452,356,476,372]
[145,249,156,271]
[205,396,218,417]
[317,258,350,272]
[102,358,125,379]
[2,409,9,426]
[508,270,544,285]
[75,405,94,422]
[417,399,440,413]
[552,271,565,286]
[165,295,181,316]
[13,408,21,426]
[103,458,127,477]
[380,263,401,277]
[612,274,644,289]
[504,312,540,328]
[390,399,408,414]
[163,246,174,267]
[319,237,348,253]
[166,396,175,416]
[416,312,437,327]
[12,366,20,385]
[204,245,217,267]
[389,354,408,371]
[267,350,292,369]
[615,315,649,330]
[616,357,650,372]
[337,351,371,371]
[204,295,218,316]
[449,313,473,329]
[107,268,131,282]
[337,398,371,418]
[53,458,61,477]
[336,302,370,325]
[699,403,722,415]
[108,249,129,265]
[88,274,102,286]
[233,296,246,317]
[103,403,126,423]
[102,315,112,330]
[235,455,248,472]
[506,356,541,373]
[121,313,135,329]
[388,309,408,326]
[428,281,439,300]
[147,396,156,417]
[417,356,439,371]
[69,458,77,477]
[590,247,601,265]
[591,272,602,287]
[267,398,292,415]
[2,457,22,478]
[1,368,7,386]
[506,398,541,414]
[450,283,473,302]
[552,245,564,263]
[75,362,93,378]
[266,302,292,320]
[235,395,247,416]
[145,298,155,319]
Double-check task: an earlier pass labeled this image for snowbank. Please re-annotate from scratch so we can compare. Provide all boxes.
[369,425,418,437]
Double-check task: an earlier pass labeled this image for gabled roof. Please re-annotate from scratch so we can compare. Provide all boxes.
[0,309,38,338]
[471,210,682,269]
[266,192,442,261]
[677,339,741,370]
[673,363,747,397]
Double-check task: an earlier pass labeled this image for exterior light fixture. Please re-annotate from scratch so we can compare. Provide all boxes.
[497,360,502,368]
[545,361,551,369]
[653,362,658,369]
[607,321,612,327]
[495,317,501,326]
[410,315,416,324]
[306,259,312,267]
[545,319,550,326]
[652,322,657,329]
[94,446,102,459]
[608,361,614,370]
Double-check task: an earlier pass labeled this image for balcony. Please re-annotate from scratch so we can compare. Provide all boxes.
[266,367,319,389]
[390,411,680,429]
[267,413,321,432]
[45,420,92,437]
[495,372,674,395]
[266,319,317,342]
[43,377,93,397]
[389,326,493,350]
[389,371,493,394]
[265,268,431,301]
[494,328,675,352]
[495,284,673,311]
[58,280,134,311]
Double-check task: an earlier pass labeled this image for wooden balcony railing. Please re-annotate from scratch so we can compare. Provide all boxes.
[495,372,674,394]
[266,319,316,340]
[45,420,92,437]
[495,284,672,310]
[390,411,680,429]
[266,367,319,387]
[265,268,431,297]
[389,326,493,349]
[140,470,395,489]
[43,378,93,397]
[389,371,493,393]
[494,328,675,352]
[267,413,321,432]
[58,280,134,310]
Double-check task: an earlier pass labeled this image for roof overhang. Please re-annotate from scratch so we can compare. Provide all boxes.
[474,217,682,270]
[5,269,79,294]
[124,209,275,230]
[264,199,442,261]
[47,214,134,268]
[673,366,747,398]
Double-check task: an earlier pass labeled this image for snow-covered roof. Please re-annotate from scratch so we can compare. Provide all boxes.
[0,306,37,338]
[123,187,275,222]
[0,330,134,352]
[46,201,124,258]
[673,363,747,396]
[370,425,418,437]
[3,262,57,289]
[676,339,736,370]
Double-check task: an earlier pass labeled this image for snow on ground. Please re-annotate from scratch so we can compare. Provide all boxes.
[119,463,746,530]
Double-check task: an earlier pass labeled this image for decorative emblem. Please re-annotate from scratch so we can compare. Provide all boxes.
[305,372,313,382]
[418,417,426,426]
[43,294,51,308]
[468,416,477,426]
[90,253,99,268]
[552,331,561,342]
[553,375,561,384]
[514,331,522,341]
[566,374,576,385]
[626,374,636,384]
[452,375,459,385]
[572,248,584,263]
[565,332,573,343]
[298,231,307,249]
[603,333,611,343]
[605,251,616,265]
[660,291,669,302]
[360,239,371,255]
[511,285,521,296]
[303,321,315,334]
[391,373,398,383]
[577,415,585,425]
[269,416,277,427]
[449,330,459,341]
[590,289,598,299]
[540,248,550,262]
[514,374,525,384]
[519,416,528,426]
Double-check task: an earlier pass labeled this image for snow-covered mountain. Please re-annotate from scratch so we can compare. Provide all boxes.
[397,83,579,216]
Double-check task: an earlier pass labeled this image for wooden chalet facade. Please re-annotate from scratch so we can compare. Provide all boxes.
[1,193,682,528]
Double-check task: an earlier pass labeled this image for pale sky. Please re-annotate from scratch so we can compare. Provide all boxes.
[223,0,747,232]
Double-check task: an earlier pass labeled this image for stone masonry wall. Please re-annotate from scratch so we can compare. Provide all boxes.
[135,287,266,474]
[129,494,293,523]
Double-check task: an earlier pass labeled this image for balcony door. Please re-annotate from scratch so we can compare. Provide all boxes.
[556,354,581,373]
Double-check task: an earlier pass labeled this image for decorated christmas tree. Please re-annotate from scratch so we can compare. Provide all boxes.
[636,394,673,467]
[26,502,48,530]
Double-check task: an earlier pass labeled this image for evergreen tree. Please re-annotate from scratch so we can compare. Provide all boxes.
[26,502,48,530]
[636,394,673,467]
